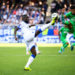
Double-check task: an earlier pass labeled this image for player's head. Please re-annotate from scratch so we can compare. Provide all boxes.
[22,15,29,23]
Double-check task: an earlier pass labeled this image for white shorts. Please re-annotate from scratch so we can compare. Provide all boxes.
[23,30,35,50]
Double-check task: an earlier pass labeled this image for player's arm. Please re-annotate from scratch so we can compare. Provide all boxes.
[29,24,35,28]
[14,26,19,40]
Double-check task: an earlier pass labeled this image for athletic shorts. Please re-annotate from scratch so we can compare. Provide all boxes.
[23,30,35,50]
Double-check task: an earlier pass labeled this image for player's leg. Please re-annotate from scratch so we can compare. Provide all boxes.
[63,42,69,49]
[71,43,75,51]
[35,18,56,37]
[59,40,69,53]
[24,44,36,71]
[70,32,75,51]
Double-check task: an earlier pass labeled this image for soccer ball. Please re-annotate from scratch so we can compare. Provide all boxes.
[51,13,59,20]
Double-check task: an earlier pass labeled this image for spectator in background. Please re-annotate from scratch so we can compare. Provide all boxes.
[51,0,59,13]
[0,0,45,25]
[54,26,58,36]
[54,19,62,29]
[3,12,8,23]
[42,1,48,20]
[0,0,2,8]
[1,2,6,12]
[71,0,75,5]
[57,0,64,10]
[0,10,3,22]
[63,0,69,9]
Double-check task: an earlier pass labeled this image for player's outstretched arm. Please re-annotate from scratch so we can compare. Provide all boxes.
[29,25,35,28]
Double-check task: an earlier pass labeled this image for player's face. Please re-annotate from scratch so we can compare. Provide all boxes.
[24,17,29,23]
[29,19,33,24]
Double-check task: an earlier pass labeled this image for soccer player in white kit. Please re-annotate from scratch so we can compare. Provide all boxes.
[25,18,40,55]
[14,14,58,71]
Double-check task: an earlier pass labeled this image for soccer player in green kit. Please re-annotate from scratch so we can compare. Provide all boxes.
[58,25,70,53]
[61,5,75,50]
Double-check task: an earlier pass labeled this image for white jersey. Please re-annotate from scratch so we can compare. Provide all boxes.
[20,21,30,34]
[19,21,35,42]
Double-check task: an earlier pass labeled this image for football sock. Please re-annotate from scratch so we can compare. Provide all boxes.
[40,23,51,31]
[25,54,35,68]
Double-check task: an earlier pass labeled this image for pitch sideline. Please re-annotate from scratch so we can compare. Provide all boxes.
[0,43,71,47]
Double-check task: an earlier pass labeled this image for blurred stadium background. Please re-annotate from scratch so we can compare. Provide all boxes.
[0,0,75,75]
[0,0,75,44]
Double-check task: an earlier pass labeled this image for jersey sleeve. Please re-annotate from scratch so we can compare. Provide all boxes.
[65,12,71,18]
[59,27,64,32]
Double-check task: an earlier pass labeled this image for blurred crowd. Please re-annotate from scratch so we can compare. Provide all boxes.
[0,0,48,24]
[0,0,74,26]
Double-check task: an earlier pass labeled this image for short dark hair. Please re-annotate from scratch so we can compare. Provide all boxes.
[22,15,29,23]
[22,15,28,20]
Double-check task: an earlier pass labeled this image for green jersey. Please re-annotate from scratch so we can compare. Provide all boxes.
[59,27,69,40]
[66,12,75,26]
[65,12,75,38]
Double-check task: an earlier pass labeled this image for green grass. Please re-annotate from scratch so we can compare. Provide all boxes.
[0,47,75,75]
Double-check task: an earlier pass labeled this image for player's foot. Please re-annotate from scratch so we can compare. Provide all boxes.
[71,45,74,51]
[26,52,30,55]
[58,50,62,54]
[36,51,40,54]
[24,67,31,71]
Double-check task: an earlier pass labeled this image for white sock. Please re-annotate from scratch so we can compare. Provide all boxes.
[25,55,35,68]
[41,22,51,31]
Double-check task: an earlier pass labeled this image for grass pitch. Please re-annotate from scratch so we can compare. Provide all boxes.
[0,47,75,75]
